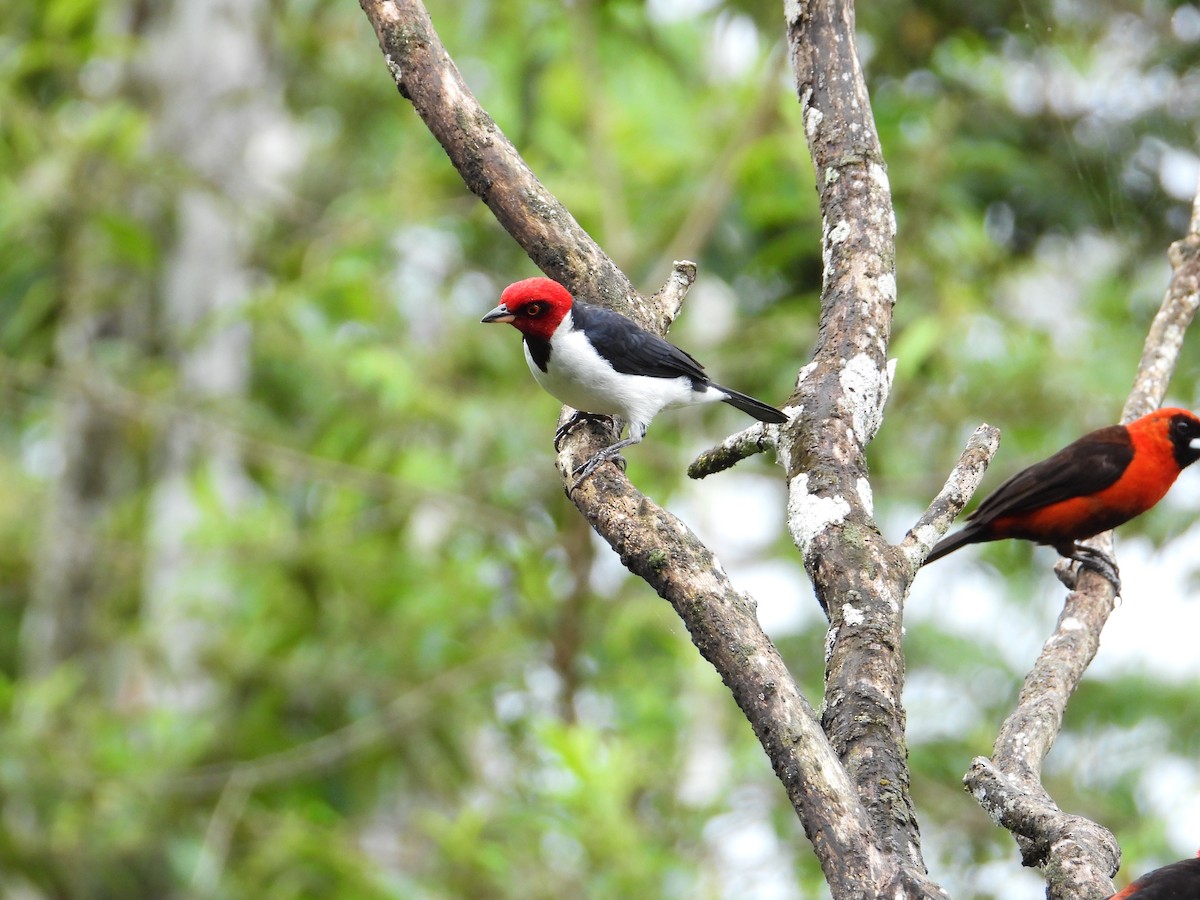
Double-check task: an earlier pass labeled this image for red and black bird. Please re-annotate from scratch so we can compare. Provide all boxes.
[924,407,1200,590]
[1110,852,1200,898]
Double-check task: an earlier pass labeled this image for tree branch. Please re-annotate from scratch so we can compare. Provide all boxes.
[786,2,945,892]
[687,415,789,479]
[900,424,1001,570]
[964,174,1200,897]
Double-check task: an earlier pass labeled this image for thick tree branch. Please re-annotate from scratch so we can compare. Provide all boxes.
[964,180,1200,897]
[786,2,944,893]
[359,2,885,892]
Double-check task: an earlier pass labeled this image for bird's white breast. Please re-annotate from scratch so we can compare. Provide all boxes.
[523,319,710,432]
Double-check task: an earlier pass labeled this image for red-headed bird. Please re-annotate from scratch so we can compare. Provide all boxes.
[924,407,1200,591]
[1110,852,1200,898]
[482,277,788,486]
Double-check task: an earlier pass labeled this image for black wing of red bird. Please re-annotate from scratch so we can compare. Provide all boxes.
[570,302,709,385]
[1111,854,1200,898]
[968,425,1134,522]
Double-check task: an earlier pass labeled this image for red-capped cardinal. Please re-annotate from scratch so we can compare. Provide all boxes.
[482,277,788,486]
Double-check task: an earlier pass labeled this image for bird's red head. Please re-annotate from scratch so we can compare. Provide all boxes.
[481,277,574,342]
[1134,406,1200,471]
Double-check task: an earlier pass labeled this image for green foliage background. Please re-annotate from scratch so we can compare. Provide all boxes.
[2,0,1199,897]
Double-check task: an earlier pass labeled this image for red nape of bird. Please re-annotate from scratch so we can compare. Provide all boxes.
[923,407,1200,592]
[1110,852,1200,898]
[482,277,788,488]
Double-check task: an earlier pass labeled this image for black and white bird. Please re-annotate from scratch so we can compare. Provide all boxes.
[482,277,788,486]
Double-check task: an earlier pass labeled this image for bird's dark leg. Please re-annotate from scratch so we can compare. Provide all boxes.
[569,423,645,490]
[1055,542,1121,594]
[569,436,640,489]
[554,412,617,452]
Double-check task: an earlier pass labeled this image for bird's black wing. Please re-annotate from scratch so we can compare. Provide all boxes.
[969,425,1133,523]
[571,302,709,385]
[1117,856,1200,898]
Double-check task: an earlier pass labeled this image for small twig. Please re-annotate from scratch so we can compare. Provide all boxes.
[899,424,1001,569]
[647,259,698,325]
[191,771,252,896]
[687,416,788,479]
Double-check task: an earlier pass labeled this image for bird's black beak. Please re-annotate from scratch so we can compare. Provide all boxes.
[481,304,515,324]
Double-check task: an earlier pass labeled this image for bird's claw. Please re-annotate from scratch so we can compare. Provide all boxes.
[554,413,614,452]
[568,447,626,491]
[1057,544,1121,595]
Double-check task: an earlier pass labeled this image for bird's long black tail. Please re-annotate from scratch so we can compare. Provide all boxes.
[717,386,789,424]
[924,524,985,565]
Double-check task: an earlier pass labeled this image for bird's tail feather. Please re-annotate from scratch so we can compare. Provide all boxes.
[924,524,984,565]
[716,386,789,424]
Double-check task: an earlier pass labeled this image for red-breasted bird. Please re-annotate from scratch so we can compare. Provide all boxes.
[1110,852,1200,898]
[924,407,1200,591]
[482,277,788,486]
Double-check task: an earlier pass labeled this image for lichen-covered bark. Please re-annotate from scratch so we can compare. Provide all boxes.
[785,0,938,885]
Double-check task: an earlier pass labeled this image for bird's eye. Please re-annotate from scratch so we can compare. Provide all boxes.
[1172,417,1199,438]
[524,303,542,316]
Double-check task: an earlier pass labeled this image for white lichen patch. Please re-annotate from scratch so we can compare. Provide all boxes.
[842,603,865,626]
[795,361,818,388]
[804,105,824,139]
[876,271,897,305]
[839,353,888,444]
[827,220,852,245]
[911,522,941,553]
[855,477,874,516]
[1059,616,1084,632]
[788,473,851,557]
[869,161,891,193]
